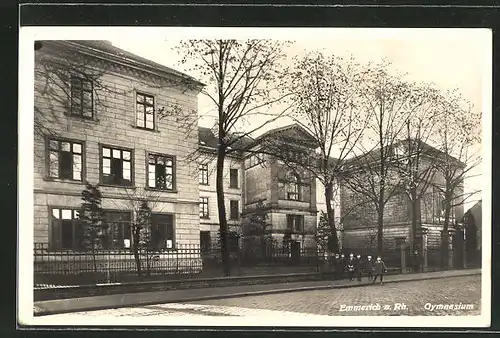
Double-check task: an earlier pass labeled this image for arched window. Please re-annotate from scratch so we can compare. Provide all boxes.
[287,172,300,201]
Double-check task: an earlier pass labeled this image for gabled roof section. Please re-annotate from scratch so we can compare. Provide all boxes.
[252,123,318,149]
[463,200,482,228]
[42,40,205,88]
[345,138,466,168]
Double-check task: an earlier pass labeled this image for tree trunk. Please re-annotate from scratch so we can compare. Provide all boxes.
[324,182,339,253]
[377,209,384,255]
[92,245,97,273]
[133,228,142,276]
[377,186,385,255]
[441,202,452,269]
[410,188,420,253]
[216,145,230,276]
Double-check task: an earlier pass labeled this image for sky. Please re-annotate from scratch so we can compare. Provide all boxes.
[110,29,489,210]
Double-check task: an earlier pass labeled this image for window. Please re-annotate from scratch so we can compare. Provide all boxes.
[230,200,239,220]
[287,173,300,200]
[200,231,211,253]
[287,215,304,232]
[70,76,93,118]
[103,211,132,249]
[150,214,174,250]
[200,197,209,219]
[136,93,155,130]
[199,163,209,185]
[101,146,133,186]
[50,208,83,250]
[230,168,239,188]
[47,139,83,181]
[148,153,174,190]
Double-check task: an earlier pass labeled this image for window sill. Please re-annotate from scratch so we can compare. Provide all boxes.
[200,217,210,220]
[144,187,178,193]
[229,186,240,190]
[132,125,160,133]
[43,177,85,185]
[199,183,210,186]
[64,112,99,123]
[99,183,136,189]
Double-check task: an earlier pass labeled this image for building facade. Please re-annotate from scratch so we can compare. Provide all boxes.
[340,140,465,253]
[33,40,346,268]
[34,41,204,272]
[197,127,245,251]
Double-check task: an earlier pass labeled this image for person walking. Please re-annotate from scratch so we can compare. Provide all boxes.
[372,256,387,285]
[346,253,356,281]
[339,253,346,279]
[366,255,375,281]
[355,254,363,282]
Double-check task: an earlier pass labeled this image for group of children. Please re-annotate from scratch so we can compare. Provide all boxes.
[330,253,388,284]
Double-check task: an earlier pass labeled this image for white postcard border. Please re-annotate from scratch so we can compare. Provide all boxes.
[18,26,492,328]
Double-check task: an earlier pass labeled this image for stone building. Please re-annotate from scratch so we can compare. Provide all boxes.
[241,124,322,250]
[197,126,247,251]
[340,140,465,253]
[33,40,343,270]
[33,40,204,272]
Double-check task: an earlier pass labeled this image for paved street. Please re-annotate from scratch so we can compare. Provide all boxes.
[42,275,480,318]
[194,275,481,316]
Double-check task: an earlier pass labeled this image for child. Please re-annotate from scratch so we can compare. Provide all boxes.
[346,253,356,281]
[365,255,374,281]
[355,254,364,282]
[372,256,387,285]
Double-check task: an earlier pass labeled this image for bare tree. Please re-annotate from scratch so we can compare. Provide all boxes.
[175,40,292,276]
[110,187,166,276]
[279,51,370,254]
[344,62,423,254]
[431,90,482,266]
[392,83,443,253]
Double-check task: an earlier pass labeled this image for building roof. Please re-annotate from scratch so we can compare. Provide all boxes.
[345,138,466,168]
[198,126,253,151]
[464,200,482,229]
[252,123,318,147]
[41,40,205,88]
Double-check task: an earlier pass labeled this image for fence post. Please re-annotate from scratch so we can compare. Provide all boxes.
[421,228,428,272]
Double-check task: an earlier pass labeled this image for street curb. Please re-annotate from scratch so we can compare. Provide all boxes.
[34,270,480,316]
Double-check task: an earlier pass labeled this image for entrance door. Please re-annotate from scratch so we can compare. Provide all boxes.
[290,241,301,264]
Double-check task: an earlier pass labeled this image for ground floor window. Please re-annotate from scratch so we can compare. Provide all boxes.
[102,211,132,249]
[50,208,83,250]
[150,213,175,250]
[287,214,304,232]
[200,231,211,253]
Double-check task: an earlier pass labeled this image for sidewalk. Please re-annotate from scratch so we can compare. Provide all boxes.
[34,268,480,316]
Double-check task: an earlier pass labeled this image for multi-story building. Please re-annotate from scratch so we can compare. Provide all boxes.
[33,40,345,268]
[34,40,204,271]
[241,124,322,250]
[340,140,465,252]
[197,126,246,251]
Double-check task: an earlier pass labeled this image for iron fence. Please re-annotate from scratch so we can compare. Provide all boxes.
[34,242,324,286]
[34,242,477,287]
